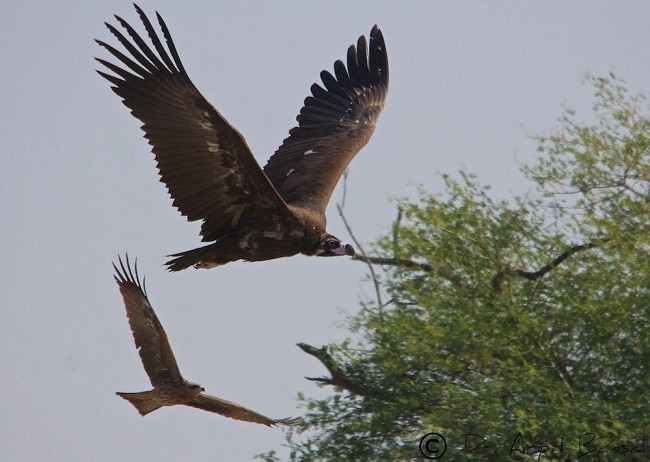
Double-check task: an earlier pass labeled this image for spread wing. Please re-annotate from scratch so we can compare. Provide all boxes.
[186,394,300,426]
[263,26,389,212]
[113,255,183,386]
[96,5,290,242]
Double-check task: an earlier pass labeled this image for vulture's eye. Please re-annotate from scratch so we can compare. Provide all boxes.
[326,241,339,249]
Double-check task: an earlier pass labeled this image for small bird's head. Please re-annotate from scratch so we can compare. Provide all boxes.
[185,382,205,396]
[315,233,355,257]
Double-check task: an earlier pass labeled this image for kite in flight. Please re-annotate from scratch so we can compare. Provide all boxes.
[113,255,298,426]
[96,5,388,271]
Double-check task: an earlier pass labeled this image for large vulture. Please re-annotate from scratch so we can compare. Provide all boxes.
[96,5,389,271]
[113,255,298,426]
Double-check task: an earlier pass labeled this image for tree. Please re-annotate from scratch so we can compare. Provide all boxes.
[258,75,650,461]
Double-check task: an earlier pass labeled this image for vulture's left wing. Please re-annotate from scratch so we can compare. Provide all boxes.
[263,26,389,212]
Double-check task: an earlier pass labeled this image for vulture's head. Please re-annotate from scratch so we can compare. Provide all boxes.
[315,233,355,257]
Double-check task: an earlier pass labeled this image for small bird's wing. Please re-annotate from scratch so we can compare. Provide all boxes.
[263,26,389,212]
[96,5,291,242]
[113,255,183,386]
[186,394,300,426]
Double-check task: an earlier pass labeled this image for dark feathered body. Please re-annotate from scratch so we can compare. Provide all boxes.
[167,204,326,270]
[97,5,388,270]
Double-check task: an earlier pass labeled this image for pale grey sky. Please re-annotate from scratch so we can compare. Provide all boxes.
[2,1,649,460]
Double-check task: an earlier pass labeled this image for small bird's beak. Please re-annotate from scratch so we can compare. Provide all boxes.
[344,244,355,257]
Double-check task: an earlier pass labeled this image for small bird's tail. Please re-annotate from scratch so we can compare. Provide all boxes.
[116,391,162,416]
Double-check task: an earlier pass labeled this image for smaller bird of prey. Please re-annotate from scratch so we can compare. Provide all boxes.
[96,5,388,271]
[113,255,297,426]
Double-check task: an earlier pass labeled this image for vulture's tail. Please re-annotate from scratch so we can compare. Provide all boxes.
[165,244,225,272]
[116,391,162,416]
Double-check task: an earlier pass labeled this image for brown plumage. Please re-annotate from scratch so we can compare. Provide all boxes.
[113,255,298,426]
[96,5,389,271]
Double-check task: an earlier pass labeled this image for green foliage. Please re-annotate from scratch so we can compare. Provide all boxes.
[257,75,649,461]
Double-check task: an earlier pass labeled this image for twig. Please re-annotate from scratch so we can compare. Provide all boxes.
[534,339,574,397]
[392,206,403,255]
[337,171,384,313]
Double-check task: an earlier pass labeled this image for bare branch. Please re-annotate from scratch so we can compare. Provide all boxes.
[297,343,385,399]
[516,241,601,280]
[492,239,608,291]
[352,255,432,272]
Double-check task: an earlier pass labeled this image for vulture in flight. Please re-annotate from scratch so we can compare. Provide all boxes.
[96,5,388,271]
[113,255,298,425]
